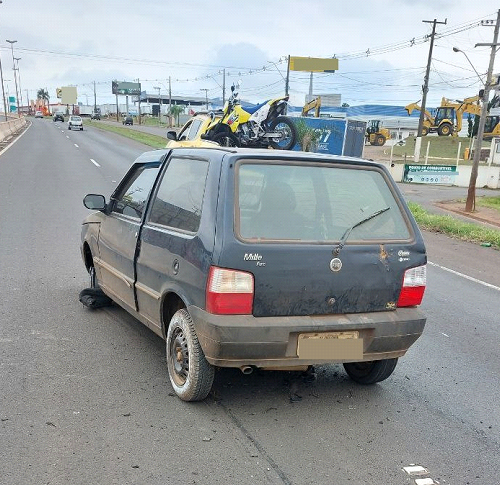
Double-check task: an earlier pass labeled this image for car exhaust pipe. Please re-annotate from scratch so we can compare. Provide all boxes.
[240,366,253,375]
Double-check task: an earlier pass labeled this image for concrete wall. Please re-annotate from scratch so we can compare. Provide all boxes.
[0,116,26,144]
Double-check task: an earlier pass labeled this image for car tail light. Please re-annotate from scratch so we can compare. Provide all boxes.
[397,264,426,307]
[206,266,254,315]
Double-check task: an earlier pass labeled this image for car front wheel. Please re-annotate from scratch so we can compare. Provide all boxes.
[166,309,214,401]
[343,358,398,384]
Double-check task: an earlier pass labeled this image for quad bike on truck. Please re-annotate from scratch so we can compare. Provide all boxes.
[202,81,297,150]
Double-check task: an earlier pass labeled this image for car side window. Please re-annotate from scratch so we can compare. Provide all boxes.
[148,157,209,232]
[186,119,203,140]
[112,166,160,219]
[178,120,192,141]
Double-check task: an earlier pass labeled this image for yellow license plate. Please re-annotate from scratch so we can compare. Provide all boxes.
[297,331,363,360]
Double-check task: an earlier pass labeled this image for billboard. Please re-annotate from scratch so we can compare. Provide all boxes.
[61,86,77,105]
[112,81,141,96]
[289,56,339,72]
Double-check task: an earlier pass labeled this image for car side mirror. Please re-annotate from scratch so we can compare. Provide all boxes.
[166,131,177,141]
[83,194,106,211]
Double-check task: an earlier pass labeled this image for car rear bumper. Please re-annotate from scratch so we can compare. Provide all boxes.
[189,306,426,368]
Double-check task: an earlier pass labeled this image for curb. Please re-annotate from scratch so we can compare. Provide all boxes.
[434,202,500,228]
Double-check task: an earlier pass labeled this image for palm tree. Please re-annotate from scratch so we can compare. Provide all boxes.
[168,104,184,126]
[37,88,50,107]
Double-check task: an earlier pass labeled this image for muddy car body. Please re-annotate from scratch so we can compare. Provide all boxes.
[81,147,427,401]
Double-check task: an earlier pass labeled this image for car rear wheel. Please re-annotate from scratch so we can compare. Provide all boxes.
[166,309,214,401]
[343,358,398,384]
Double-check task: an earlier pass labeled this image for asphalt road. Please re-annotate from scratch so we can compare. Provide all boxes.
[1,119,499,485]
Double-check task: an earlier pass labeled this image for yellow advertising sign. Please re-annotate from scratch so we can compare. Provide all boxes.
[289,56,339,72]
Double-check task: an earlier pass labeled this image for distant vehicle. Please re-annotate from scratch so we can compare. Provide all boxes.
[366,120,390,146]
[53,112,64,122]
[68,115,83,131]
[91,111,101,120]
[35,111,43,118]
[122,115,133,126]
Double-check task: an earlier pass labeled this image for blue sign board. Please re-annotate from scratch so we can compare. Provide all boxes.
[291,117,366,157]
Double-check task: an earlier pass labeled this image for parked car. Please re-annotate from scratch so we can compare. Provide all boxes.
[68,115,83,131]
[81,148,427,401]
[122,115,133,125]
[35,110,43,118]
[91,112,101,120]
[166,112,221,148]
[53,112,64,122]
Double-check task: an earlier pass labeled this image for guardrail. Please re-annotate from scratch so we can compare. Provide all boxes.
[0,116,27,143]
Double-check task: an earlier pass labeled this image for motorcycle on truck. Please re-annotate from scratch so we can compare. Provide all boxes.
[203,81,297,150]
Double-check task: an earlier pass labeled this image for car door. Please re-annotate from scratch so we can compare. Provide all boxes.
[135,154,212,327]
[96,162,160,311]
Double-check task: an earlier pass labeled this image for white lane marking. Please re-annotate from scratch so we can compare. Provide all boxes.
[441,332,449,338]
[90,158,100,167]
[428,261,500,292]
[74,144,79,148]
[403,465,428,475]
[415,479,437,485]
[0,120,31,156]
[66,135,69,139]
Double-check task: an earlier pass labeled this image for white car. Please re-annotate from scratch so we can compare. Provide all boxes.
[34,110,43,118]
[68,115,83,131]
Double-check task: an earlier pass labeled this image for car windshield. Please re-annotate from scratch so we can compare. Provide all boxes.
[71,116,82,121]
[237,161,410,241]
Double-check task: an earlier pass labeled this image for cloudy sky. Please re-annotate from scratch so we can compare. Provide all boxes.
[2,0,499,108]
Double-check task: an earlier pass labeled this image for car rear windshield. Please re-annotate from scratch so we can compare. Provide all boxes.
[237,161,411,242]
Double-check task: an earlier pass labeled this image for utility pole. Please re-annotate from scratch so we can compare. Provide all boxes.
[222,68,226,106]
[14,57,22,114]
[154,86,161,125]
[200,88,209,110]
[168,76,172,127]
[25,89,29,114]
[465,10,500,212]
[414,18,447,163]
[93,81,97,112]
[136,78,141,125]
[285,55,290,96]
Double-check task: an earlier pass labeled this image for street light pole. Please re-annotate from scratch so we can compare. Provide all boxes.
[6,40,20,117]
[463,11,500,212]
[452,47,484,84]
[0,1,6,120]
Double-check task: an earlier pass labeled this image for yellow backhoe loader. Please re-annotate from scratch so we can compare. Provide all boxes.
[365,120,391,146]
[301,97,321,117]
[405,96,481,136]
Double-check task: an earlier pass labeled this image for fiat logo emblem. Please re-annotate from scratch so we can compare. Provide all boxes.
[329,258,342,272]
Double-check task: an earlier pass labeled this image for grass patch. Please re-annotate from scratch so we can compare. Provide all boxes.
[392,136,488,164]
[476,196,500,212]
[408,201,500,249]
[86,121,167,149]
